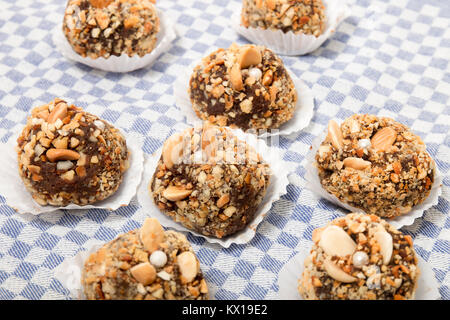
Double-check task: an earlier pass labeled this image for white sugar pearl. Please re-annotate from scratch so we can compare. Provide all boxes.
[248,67,262,80]
[358,139,371,149]
[352,251,369,268]
[150,250,167,268]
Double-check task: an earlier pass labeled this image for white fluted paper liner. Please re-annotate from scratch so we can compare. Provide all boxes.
[231,0,350,56]
[174,63,315,138]
[54,242,217,300]
[277,246,440,300]
[52,10,176,73]
[136,128,290,248]
[0,130,144,215]
[54,244,100,299]
[304,129,443,229]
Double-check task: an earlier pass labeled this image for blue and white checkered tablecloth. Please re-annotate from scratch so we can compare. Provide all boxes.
[0,0,449,300]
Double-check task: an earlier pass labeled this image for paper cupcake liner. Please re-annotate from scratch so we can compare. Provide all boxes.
[54,243,100,300]
[52,10,176,73]
[136,126,290,248]
[304,129,443,229]
[277,246,440,300]
[53,242,217,300]
[174,62,315,138]
[231,0,351,56]
[0,130,145,215]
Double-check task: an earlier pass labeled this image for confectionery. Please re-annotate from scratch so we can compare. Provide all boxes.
[241,0,327,36]
[82,217,209,300]
[315,114,435,219]
[189,43,298,131]
[298,213,420,300]
[150,124,271,238]
[63,0,160,59]
[16,98,129,206]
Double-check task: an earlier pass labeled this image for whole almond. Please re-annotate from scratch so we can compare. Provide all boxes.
[177,251,199,284]
[46,149,80,162]
[319,225,357,257]
[238,46,262,69]
[371,127,397,152]
[373,230,393,265]
[343,157,371,170]
[47,102,68,124]
[327,120,343,150]
[130,262,156,285]
[162,186,193,202]
[323,259,357,283]
[140,218,164,253]
[162,133,184,169]
[230,64,243,91]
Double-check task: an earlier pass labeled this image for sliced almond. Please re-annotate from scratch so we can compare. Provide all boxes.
[323,259,357,283]
[162,186,193,202]
[319,225,357,257]
[238,46,262,69]
[47,102,68,124]
[46,149,80,162]
[373,230,393,265]
[327,120,343,150]
[177,251,199,284]
[130,262,156,285]
[230,64,243,91]
[371,127,397,152]
[140,218,164,253]
[343,157,371,170]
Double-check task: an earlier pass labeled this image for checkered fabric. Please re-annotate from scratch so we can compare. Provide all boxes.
[0,0,449,300]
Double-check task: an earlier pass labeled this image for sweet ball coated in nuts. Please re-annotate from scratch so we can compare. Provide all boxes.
[82,218,209,300]
[315,114,436,219]
[63,0,160,59]
[189,43,298,131]
[241,0,327,37]
[16,98,129,206]
[298,213,420,300]
[150,124,271,238]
